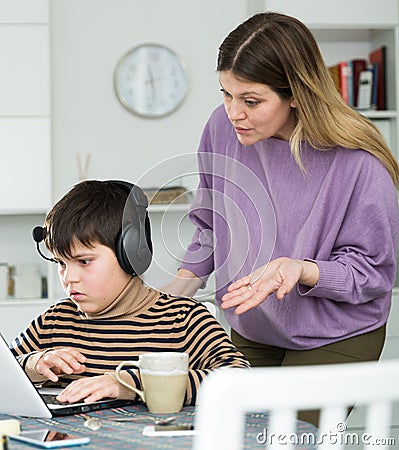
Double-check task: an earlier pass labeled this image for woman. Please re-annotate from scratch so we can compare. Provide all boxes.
[163,12,399,424]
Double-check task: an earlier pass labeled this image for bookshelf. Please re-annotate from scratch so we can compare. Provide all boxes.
[252,0,399,158]
[313,26,398,155]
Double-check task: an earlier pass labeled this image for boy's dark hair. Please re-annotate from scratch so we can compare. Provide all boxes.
[44,180,129,258]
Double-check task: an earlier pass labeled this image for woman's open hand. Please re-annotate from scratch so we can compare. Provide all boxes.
[221,257,319,315]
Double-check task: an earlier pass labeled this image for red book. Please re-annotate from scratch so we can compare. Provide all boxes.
[368,46,386,110]
[339,61,350,104]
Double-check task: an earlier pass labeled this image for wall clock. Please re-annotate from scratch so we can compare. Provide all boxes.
[114,43,189,119]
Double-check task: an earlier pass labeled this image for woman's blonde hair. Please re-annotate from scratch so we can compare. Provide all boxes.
[217,12,399,187]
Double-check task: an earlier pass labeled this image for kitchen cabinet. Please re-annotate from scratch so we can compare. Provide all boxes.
[0,118,51,211]
[0,1,51,211]
[0,0,53,331]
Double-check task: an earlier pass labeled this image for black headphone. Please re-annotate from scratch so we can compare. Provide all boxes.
[32,180,153,276]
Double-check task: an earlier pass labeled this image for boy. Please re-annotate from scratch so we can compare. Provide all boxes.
[11,180,249,405]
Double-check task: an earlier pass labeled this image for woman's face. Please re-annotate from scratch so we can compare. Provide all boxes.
[219,70,297,145]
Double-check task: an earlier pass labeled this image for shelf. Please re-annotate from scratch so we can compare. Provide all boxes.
[0,298,52,307]
[312,26,395,38]
[0,209,48,216]
[148,203,191,213]
[360,110,398,119]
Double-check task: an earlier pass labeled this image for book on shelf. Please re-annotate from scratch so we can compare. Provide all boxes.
[369,62,379,108]
[351,59,367,107]
[328,58,367,107]
[340,61,352,105]
[357,69,374,110]
[368,46,386,110]
[328,51,385,111]
[328,61,351,105]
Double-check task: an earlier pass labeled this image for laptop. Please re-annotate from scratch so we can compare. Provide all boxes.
[0,334,132,418]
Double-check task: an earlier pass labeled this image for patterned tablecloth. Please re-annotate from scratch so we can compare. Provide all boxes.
[1,404,318,449]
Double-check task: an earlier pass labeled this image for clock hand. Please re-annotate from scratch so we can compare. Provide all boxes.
[147,66,156,98]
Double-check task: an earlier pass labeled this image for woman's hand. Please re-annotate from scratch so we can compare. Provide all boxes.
[35,347,87,382]
[161,268,203,297]
[57,374,119,404]
[221,257,319,315]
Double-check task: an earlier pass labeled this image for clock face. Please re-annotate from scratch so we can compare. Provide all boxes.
[114,43,189,118]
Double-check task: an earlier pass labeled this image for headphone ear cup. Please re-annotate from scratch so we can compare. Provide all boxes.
[119,210,153,276]
[108,180,153,276]
[115,229,133,275]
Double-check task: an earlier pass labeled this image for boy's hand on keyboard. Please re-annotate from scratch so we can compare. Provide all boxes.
[57,374,119,404]
[35,347,87,382]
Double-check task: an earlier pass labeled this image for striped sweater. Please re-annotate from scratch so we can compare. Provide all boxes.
[10,277,249,405]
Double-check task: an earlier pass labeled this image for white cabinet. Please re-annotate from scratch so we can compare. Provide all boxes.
[0,1,53,311]
[0,2,52,213]
[0,118,51,212]
[0,25,50,115]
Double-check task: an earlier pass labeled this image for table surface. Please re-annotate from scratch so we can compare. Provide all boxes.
[1,404,318,449]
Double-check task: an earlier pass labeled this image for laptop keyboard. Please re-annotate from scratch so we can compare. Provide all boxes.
[40,393,70,405]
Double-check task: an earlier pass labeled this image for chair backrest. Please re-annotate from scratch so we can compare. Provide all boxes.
[202,301,220,320]
[192,360,399,450]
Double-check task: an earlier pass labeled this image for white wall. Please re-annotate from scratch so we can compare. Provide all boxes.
[46,0,250,298]
[50,0,249,201]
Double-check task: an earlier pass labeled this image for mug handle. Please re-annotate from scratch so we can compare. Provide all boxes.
[115,361,145,402]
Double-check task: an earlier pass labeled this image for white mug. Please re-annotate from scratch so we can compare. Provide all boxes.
[116,352,188,413]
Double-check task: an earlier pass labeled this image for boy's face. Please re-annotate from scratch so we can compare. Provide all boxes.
[54,241,131,314]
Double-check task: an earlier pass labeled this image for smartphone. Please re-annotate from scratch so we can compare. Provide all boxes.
[8,429,90,448]
[142,423,196,437]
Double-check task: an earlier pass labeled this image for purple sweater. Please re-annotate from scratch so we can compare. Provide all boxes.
[181,104,399,350]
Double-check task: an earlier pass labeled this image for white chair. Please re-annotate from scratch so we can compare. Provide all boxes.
[192,360,399,450]
[202,301,220,321]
